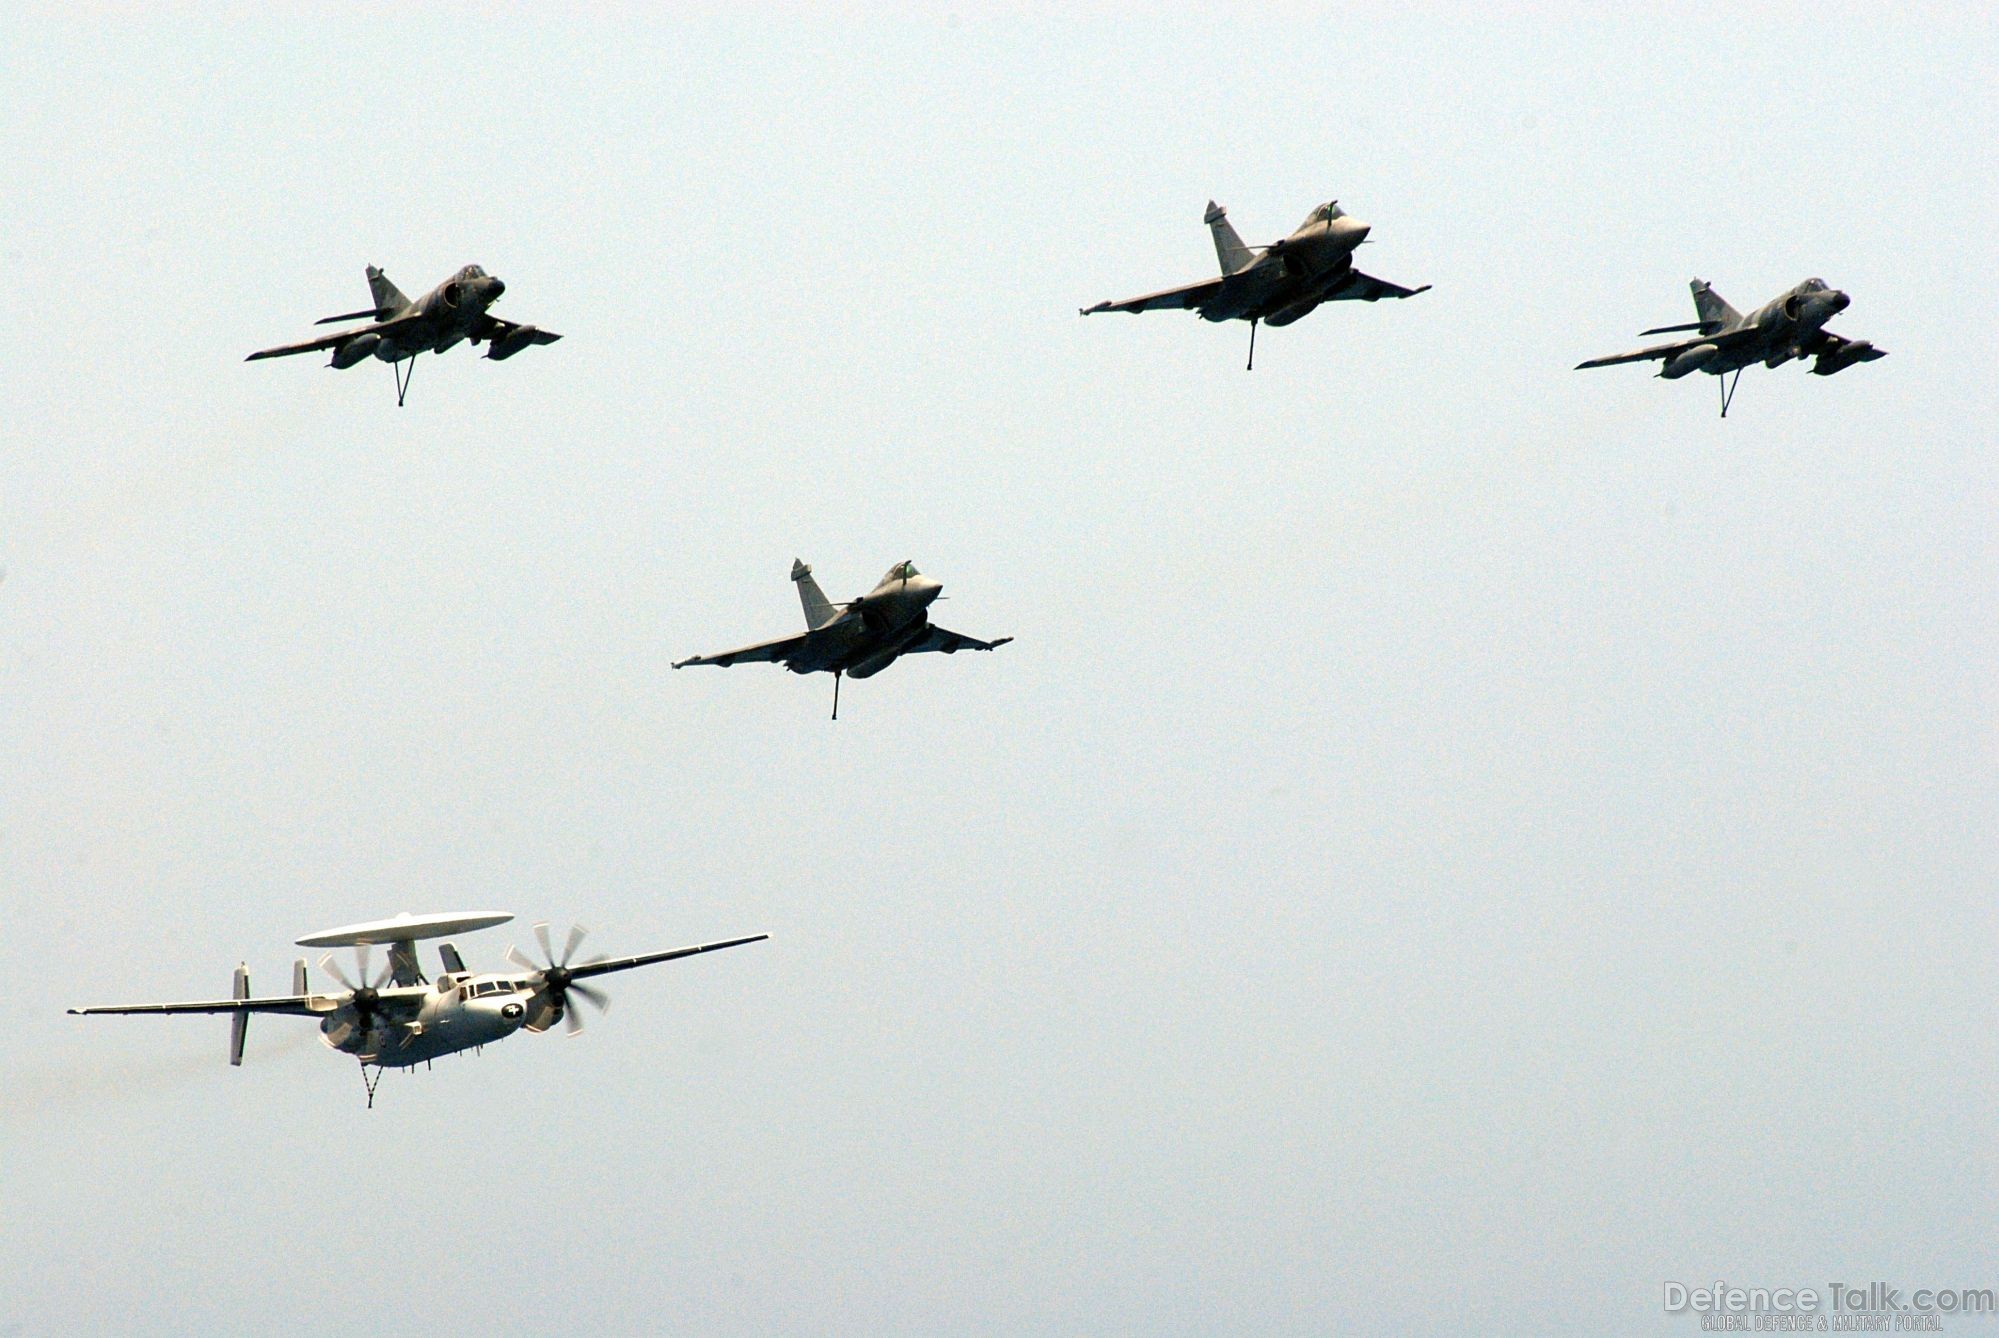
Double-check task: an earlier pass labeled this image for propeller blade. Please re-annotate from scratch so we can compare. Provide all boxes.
[371,956,394,989]
[561,924,588,967]
[353,945,370,987]
[533,921,555,964]
[563,1005,584,1037]
[320,953,357,992]
[506,945,539,975]
[570,981,610,1014]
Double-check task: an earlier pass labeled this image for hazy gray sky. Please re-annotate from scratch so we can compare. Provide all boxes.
[2,7,1993,1334]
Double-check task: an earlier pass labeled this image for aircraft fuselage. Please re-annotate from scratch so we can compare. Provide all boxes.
[358,269,508,364]
[1200,214,1372,323]
[786,572,943,678]
[323,971,531,1066]
[1678,280,1851,377]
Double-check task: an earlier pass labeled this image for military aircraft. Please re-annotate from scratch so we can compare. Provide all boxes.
[69,911,766,1106]
[1576,277,1885,416]
[1081,199,1430,369]
[672,559,1012,719]
[246,264,561,405]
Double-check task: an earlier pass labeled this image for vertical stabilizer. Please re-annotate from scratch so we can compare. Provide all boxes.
[1690,278,1740,331]
[367,265,411,316]
[793,559,839,629]
[230,963,250,1067]
[1205,201,1255,276]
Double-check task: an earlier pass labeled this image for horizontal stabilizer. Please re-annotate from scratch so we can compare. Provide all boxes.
[315,308,392,325]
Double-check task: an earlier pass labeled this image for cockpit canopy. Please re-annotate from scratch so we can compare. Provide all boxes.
[1799,277,1828,292]
[1298,201,1345,231]
[882,560,920,584]
[457,264,489,281]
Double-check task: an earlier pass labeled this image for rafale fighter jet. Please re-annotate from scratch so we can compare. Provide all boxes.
[69,911,767,1107]
[672,560,1012,719]
[1081,199,1430,369]
[1576,277,1884,417]
[247,264,561,405]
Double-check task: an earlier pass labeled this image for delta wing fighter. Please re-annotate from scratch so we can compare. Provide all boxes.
[1082,199,1430,368]
[1577,277,1884,416]
[673,560,1012,719]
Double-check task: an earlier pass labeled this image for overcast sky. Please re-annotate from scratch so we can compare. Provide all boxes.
[2,7,1994,1334]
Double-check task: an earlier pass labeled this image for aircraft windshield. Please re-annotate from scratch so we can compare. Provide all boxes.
[884,561,919,583]
[460,264,487,280]
[1300,202,1344,230]
[1802,277,1827,291]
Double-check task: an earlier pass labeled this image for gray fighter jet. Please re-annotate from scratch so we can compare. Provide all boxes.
[247,264,561,404]
[1577,277,1884,416]
[672,560,1012,719]
[1082,199,1430,369]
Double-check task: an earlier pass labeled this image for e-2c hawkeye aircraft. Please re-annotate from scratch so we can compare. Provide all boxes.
[69,912,766,1106]
[1082,199,1430,369]
[1576,277,1884,416]
[247,264,561,405]
[672,560,1012,719]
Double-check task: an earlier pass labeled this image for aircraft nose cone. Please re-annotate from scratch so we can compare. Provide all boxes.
[488,277,506,299]
[1831,291,1849,311]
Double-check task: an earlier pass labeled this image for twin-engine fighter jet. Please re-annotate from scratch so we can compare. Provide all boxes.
[1576,277,1885,416]
[1082,200,1431,369]
[673,560,1012,719]
[69,911,766,1106]
[247,264,561,405]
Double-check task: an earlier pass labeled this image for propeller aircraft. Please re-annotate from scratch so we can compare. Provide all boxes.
[69,911,767,1106]
[1082,198,1430,369]
[246,264,561,405]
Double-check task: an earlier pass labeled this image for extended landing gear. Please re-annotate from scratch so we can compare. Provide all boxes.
[831,670,842,721]
[1718,367,1742,418]
[1247,318,1259,372]
[360,1061,384,1108]
[391,351,418,407]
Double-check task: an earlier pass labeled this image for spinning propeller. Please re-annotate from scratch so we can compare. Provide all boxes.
[507,922,610,1036]
[317,945,393,1048]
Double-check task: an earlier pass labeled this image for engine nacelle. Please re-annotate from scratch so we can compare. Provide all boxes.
[486,325,543,360]
[330,333,381,369]
[1661,343,1719,379]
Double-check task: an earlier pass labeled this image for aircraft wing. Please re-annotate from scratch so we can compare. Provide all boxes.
[1575,323,1770,369]
[1081,277,1225,315]
[1322,269,1432,302]
[473,314,562,346]
[69,994,324,1017]
[566,933,770,982]
[671,632,812,669]
[905,625,1013,655]
[245,313,422,361]
[1802,328,1887,375]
